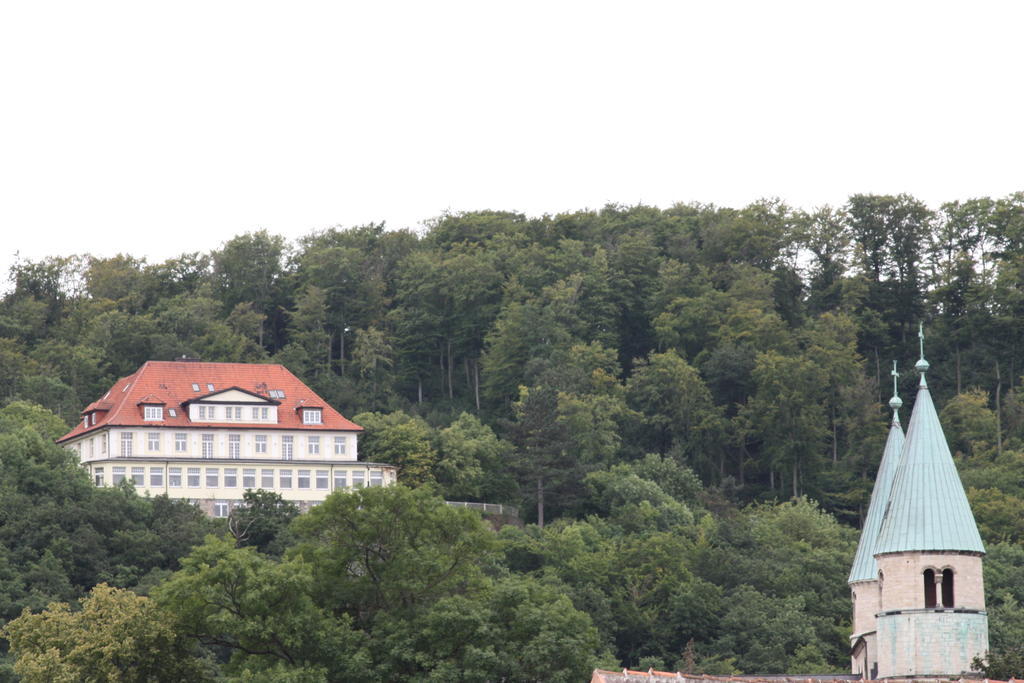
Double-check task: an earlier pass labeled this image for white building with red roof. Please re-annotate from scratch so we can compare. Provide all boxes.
[57,359,396,516]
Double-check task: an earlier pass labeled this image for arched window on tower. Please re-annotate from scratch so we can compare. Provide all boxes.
[923,569,937,607]
[941,568,954,607]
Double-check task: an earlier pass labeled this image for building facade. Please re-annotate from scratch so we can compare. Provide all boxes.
[57,360,397,516]
[849,337,988,678]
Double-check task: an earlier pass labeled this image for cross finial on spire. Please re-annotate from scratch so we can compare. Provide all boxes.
[915,322,930,380]
[889,360,903,416]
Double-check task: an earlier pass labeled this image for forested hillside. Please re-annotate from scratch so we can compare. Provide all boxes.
[2,193,1024,679]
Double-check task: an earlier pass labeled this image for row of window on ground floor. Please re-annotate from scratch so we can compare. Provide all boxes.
[94,465,387,491]
[207,498,305,518]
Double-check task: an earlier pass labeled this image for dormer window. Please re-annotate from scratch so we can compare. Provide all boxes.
[302,408,323,424]
[144,406,164,421]
[83,416,89,428]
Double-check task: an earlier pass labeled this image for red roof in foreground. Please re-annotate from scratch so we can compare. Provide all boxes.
[58,361,362,443]
[591,673,1012,683]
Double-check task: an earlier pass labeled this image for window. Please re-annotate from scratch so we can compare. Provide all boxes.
[370,470,383,487]
[150,467,164,487]
[168,408,177,417]
[198,405,207,420]
[251,406,260,420]
[261,469,275,488]
[243,468,256,488]
[91,413,97,425]
[280,469,292,489]
[88,439,94,457]
[207,383,215,391]
[352,471,365,488]
[334,436,346,455]
[144,406,163,421]
[269,389,285,399]
[213,501,229,518]
[282,436,293,460]
[298,470,310,489]
[112,466,126,485]
[192,383,200,392]
[206,468,219,488]
[308,436,320,455]
[131,467,145,486]
[169,468,182,487]
[228,434,240,459]
[334,470,347,489]
[148,432,160,451]
[120,432,133,457]
[187,467,201,487]
[255,435,267,454]
[942,568,954,607]
[303,408,323,424]
[224,468,237,487]
[83,416,88,428]
[234,406,242,420]
[316,470,329,490]
[94,467,104,486]
[261,407,269,420]
[101,437,106,454]
[175,433,187,452]
[202,434,214,459]
[924,569,937,608]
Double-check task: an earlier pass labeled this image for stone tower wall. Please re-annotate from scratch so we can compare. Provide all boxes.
[876,551,985,611]
[876,610,988,677]
[850,578,880,636]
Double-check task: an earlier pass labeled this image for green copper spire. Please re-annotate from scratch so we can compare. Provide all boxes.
[874,343,984,555]
[849,363,905,583]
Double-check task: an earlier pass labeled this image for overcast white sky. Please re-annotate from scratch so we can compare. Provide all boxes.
[1,1,1022,281]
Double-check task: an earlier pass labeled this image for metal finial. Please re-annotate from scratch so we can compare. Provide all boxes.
[889,361,903,413]
[915,323,930,376]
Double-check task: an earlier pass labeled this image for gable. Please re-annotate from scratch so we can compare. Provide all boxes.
[193,388,275,404]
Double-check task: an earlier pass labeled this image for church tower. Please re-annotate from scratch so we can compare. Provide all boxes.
[848,362,905,678]
[854,327,989,677]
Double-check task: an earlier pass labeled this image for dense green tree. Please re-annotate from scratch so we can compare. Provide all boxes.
[4,583,209,683]
[229,490,300,556]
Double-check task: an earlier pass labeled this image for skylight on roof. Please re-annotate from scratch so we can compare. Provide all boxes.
[269,390,286,399]
[192,383,200,392]
[168,408,177,417]
[207,384,215,391]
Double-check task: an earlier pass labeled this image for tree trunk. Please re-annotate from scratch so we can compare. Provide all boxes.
[874,348,881,404]
[418,378,423,404]
[996,360,1003,457]
[792,461,798,498]
[956,346,962,394]
[439,349,445,397]
[831,403,838,464]
[447,340,454,400]
[473,359,481,412]
[536,477,545,529]
[769,468,774,491]
[340,330,346,377]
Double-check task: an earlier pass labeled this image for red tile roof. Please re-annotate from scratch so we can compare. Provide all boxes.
[591,673,1012,683]
[57,361,362,443]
